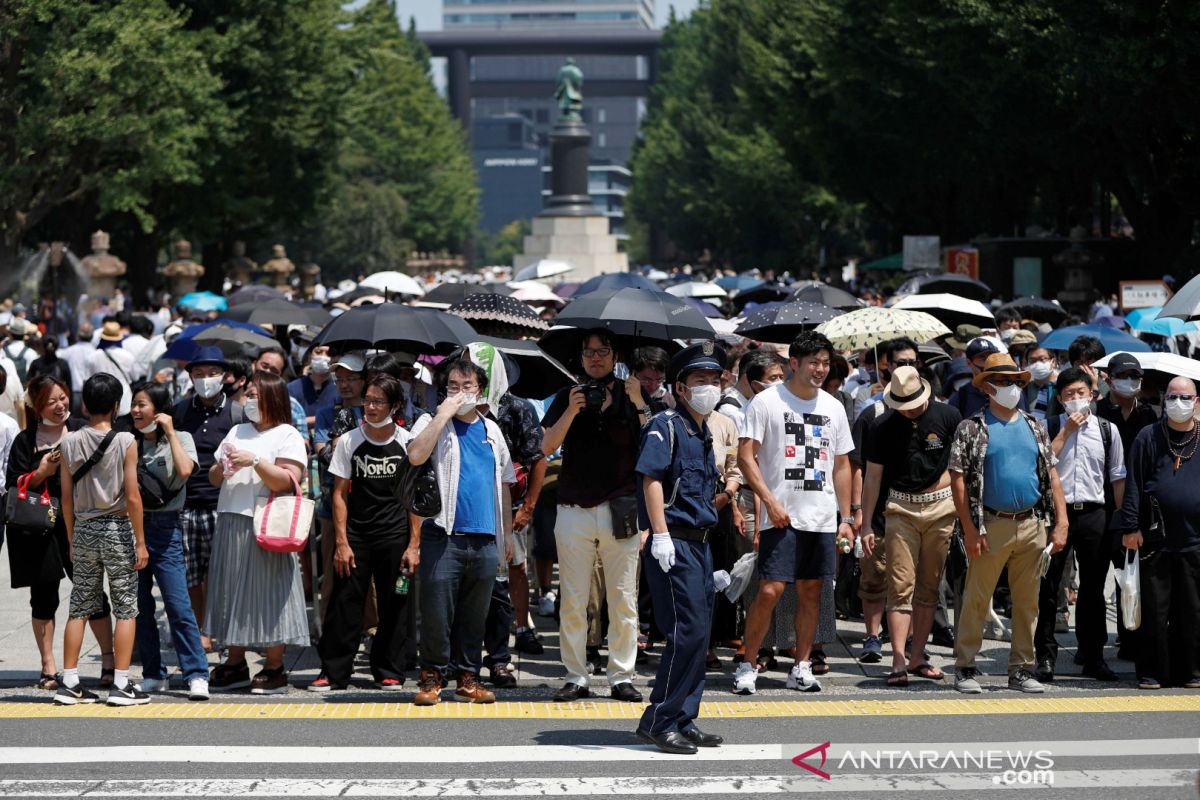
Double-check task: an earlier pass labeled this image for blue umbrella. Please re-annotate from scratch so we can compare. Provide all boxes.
[1136,316,1197,337]
[681,297,722,318]
[164,320,276,361]
[715,274,763,292]
[1125,306,1163,329]
[177,291,228,312]
[574,272,660,297]
[1092,315,1128,330]
[1039,324,1152,353]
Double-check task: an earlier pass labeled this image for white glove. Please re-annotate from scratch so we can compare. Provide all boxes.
[712,570,731,592]
[650,533,676,573]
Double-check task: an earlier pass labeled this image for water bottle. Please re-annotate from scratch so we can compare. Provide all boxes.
[854,536,864,559]
[394,568,410,595]
[837,536,852,555]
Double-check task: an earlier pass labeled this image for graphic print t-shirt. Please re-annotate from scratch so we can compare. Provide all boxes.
[741,384,853,533]
[329,425,414,542]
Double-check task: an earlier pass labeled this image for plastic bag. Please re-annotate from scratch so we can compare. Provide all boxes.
[1114,548,1141,631]
[723,552,757,602]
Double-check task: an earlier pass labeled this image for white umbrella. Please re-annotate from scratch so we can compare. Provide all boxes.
[1091,351,1200,383]
[507,280,565,306]
[892,293,996,329]
[666,281,728,300]
[645,269,670,282]
[513,259,573,282]
[1159,273,1200,321]
[359,271,426,297]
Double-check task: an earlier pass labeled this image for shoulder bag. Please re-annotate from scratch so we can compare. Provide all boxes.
[253,469,314,554]
[397,456,441,519]
[4,473,60,532]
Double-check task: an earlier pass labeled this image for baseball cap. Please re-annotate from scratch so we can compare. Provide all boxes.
[965,336,1002,361]
[1105,352,1144,377]
[331,351,366,373]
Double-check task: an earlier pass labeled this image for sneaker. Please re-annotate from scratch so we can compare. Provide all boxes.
[107,683,151,706]
[1138,676,1161,690]
[414,669,443,706]
[136,677,168,693]
[187,678,209,701]
[513,628,544,655]
[53,683,99,705]
[732,661,758,695]
[786,661,821,692]
[374,677,404,691]
[955,668,983,694]
[249,666,289,695]
[454,672,496,704]
[1008,668,1046,694]
[488,664,517,689]
[1183,677,1200,690]
[537,591,557,617]
[859,635,883,663]
[209,662,251,692]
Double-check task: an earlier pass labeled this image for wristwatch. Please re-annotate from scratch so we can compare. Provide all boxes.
[251,454,261,468]
[850,503,863,512]
[839,515,855,527]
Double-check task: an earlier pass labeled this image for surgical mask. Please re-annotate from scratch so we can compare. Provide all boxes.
[1165,398,1196,424]
[244,399,261,424]
[650,385,667,400]
[137,421,158,435]
[1000,329,1017,342]
[194,376,224,400]
[366,415,394,429]
[991,384,1021,409]
[1028,361,1053,382]
[1111,378,1142,397]
[455,393,478,417]
[1064,398,1090,416]
[686,384,721,416]
[310,356,331,375]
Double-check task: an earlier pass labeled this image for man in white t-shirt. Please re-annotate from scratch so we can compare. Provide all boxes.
[734,331,855,695]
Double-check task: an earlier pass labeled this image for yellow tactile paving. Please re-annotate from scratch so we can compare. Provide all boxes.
[0,694,1196,720]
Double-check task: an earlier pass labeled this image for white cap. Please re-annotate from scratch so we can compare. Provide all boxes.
[331,351,366,372]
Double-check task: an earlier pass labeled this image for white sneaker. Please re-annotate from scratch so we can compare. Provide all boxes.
[188,677,210,701]
[786,661,822,692]
[537,591,557,617]
[136,677,167,693]
[733,661,758,695]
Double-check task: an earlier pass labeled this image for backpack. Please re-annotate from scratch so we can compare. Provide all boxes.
[7,342,29,385]
[714,395,742,413]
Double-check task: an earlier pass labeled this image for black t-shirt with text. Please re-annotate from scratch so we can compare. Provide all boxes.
[328,426,413,542]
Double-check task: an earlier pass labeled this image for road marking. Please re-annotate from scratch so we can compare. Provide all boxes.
[0,693,1196,719]
[0,738,1194,764]
[0,770,1193,795]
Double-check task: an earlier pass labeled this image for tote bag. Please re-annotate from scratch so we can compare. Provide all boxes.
[253,470,314,554]
[4,473,60,533]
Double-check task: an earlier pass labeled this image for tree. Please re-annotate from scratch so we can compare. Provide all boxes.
[475,219,530,267]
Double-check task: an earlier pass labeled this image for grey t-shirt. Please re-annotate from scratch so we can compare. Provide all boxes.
[140,431,198,513]
[62,428,136,520]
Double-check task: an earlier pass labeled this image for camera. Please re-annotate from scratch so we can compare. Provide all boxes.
[580,380,608,412]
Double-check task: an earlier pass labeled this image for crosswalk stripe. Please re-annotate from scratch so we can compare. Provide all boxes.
[0,770,1194,795]
[0,693,1195,719]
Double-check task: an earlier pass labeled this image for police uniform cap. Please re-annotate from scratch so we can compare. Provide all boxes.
[667,340,727,385]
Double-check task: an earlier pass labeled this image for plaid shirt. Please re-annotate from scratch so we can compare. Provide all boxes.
[948,408,1058,535]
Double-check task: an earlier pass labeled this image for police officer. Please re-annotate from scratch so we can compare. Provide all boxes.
[634,341,731,755]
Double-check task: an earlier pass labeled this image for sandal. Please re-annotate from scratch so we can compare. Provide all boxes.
[885,671,909,687]
[36,673,59,691]
[907,663,944,680]
[705,650,722,671]
[810,650,829,676]
[755,649,778,672]
[99,652,115,689]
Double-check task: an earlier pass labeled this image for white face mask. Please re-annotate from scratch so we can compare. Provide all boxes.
[244,399,261,424]
[1165,398,1196,424]
[650,385,667,400]
[137,421,158,435]
[1111,378,1142,397]
[1000,329,1017,342]
[991,384,1022,409]
[310,356,331,375]
[366,416,394,429]
[686,384,721,416]
[1028,361,1053,382]
[455,393,478,417]
[1064,398,1090,416]
[194,376,224,400]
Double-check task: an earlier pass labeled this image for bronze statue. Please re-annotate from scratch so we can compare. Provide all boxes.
[298,252,321,300]
[554,57,584,123]
[162,239,204,298]
[261,243,295,290]
[222,240,257,287]
[79,230,127,300]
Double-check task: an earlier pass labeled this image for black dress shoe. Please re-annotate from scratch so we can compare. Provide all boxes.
[611,682,643,702]
[681,727,723,747]
[554,682,590,701]
[643,730,697,755]
[930,626,955,649]
[1035,658,1055,683]
[1081,660,1118,682]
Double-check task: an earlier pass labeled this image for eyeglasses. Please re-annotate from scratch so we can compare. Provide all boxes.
[891,359,919,367]
[582,348,612,359]
[447,384,478,393]
[1165,394,1196,402]
[988,378,1027,388]
[362,398,392,407]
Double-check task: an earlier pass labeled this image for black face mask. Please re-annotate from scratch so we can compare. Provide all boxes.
[222,380,243,397]
[879,368,892,383]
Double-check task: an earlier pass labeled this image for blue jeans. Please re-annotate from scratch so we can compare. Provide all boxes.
[137,512,208,682]
[419,522,498,677]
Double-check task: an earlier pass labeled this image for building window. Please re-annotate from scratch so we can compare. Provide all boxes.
[597,132,607,147]
[597,107,606,124]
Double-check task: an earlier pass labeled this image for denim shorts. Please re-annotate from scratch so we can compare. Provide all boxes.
[758,526,835,582]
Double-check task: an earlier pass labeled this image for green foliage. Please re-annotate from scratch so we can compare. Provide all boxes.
[475,219,531,267]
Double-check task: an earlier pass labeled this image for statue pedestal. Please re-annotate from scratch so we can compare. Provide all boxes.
[86,276,118,302]
[513,215,628,282]
[167,276,201,300]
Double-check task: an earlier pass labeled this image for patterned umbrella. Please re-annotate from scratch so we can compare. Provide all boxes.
[734,301,842,343]
[816,307,950,351]
[449,293,549,335]
[422,282,511,306]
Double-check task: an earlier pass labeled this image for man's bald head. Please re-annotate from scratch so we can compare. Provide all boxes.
[1167,376,1197,396]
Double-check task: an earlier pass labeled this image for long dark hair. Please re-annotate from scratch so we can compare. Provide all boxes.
[251,370,292,429]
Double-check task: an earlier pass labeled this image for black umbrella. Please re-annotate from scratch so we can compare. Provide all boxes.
[734,301,842,343]
[225,298,331,327]
[996,296,1068,325]
[423,282,511,306]
[475,335,576,397]
[227,284,287,305]
[449,293,548,336]
[575,272,661,297]
[312,302,476,355]
[790,283,866,310]
[897,272,991,302]
[328,286,386,306]
[731,283,791,310]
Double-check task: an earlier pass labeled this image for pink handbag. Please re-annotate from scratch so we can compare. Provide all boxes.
[253,470,314,554]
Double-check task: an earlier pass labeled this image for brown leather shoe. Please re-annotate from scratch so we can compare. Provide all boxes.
[414,669,444,706]
[454,671,496,704]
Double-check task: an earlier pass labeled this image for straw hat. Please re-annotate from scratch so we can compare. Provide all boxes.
[971,353,1031,388]
[882,365,931,411]
[99,320,124,342]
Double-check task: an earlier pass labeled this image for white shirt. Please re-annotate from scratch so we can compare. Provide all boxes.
[0,411,20,491]
[1054,413,1126,505]
[85,346,136,415]
[740,384,854,533]
[2,341,36,376]
[59,341,96,392]
[122,334,152,381]
[0,355,24,426]
[216,423,307,517]
[718,387,750,434]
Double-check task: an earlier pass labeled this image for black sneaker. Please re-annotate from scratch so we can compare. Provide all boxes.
[53,684,99,705]
[107,683,151,706]
[513,628,544,655]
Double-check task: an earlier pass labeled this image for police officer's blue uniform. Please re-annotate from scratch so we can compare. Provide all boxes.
[634,342,725,752]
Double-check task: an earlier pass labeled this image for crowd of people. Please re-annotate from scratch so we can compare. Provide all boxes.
[0,277,1196,749]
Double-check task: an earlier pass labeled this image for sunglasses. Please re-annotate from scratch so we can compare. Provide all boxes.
[987,378,1028,388]
[1165,394,1196,403]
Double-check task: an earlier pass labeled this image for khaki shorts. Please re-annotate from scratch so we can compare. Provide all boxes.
[884,493,956,611]
[858,535,888,604]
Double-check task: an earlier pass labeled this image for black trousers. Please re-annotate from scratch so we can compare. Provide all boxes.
[1035,505,1111,665]
[1137,549,1200,686]
[484,577,514,670]
[317,536,411,685]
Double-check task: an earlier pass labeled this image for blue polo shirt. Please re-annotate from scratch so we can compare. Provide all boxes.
[635,410,720,531]
[288,374,338,419]
[452,417,497,535]
[981,409,1041,512]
